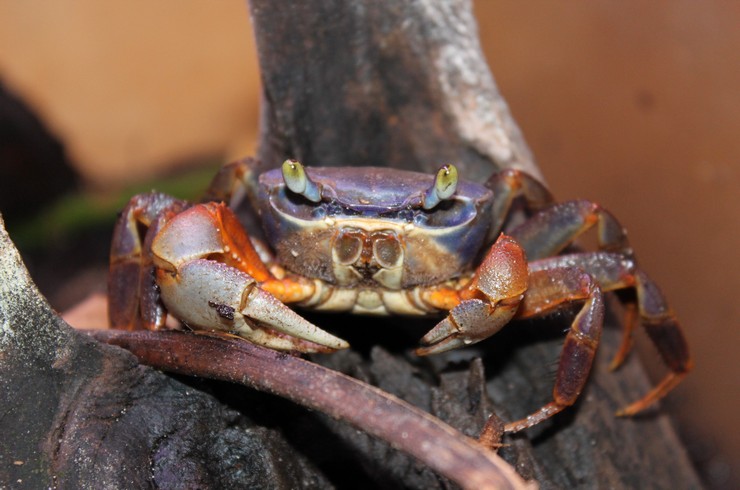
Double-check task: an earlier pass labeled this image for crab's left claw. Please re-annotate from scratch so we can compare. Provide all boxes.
[157,259,349,353]
[416,297,521,355]
[416,235,528,356]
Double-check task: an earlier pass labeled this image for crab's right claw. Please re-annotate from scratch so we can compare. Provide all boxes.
[156,259,349,353]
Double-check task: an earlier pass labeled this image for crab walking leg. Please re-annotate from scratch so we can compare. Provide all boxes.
[416,234,529,355]
[506,267,606,432]
[109,192,188,330]
[529,252,693,416]
[609,302,638,371]
[509,199,632,261]
[485,169,553,241]
[201,156,265,209]
[619,269,694,415]
[150,202,347,351]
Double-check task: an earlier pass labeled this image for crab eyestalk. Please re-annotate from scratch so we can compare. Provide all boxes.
[422,164,458,209]
[282,159,322,202]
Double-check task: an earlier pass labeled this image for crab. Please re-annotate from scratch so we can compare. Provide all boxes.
[109,157,692,432]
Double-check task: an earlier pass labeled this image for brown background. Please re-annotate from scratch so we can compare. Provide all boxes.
[0,0,737,483]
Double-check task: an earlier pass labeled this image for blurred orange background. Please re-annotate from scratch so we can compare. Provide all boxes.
[0,1,737,485]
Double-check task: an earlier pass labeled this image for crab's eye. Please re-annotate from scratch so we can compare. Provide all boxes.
[282,159,321,202]
[422,164,458,210]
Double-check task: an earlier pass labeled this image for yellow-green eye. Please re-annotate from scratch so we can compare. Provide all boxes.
[282,159,306,192]
[435,164,458,199]
[423,164,458,209]
[281,159,321,202]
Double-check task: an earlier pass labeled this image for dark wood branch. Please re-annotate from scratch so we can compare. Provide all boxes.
[89,329,529,490]
[249,0,543,182]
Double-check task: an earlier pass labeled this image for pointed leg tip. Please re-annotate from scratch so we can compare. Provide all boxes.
[415,336,467,356]
[615,370,689,418]
[616,395,661,417]
[503,422,523,433]
[414,345,434,357]
[608,358,623,372]
[615,407,635,418]
[297,338,350,354]
[616,399,654,418]
[609,340,633,371]
[332,338,351,350]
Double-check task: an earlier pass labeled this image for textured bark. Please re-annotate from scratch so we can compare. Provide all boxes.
[249,0,542,183]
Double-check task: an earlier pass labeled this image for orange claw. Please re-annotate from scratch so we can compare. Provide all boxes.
[112,198,347,352]
[155,259,348,352]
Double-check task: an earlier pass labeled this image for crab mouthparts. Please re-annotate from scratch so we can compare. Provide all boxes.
[331,227,404,288]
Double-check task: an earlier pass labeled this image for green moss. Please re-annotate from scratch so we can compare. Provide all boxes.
[8,164,220,250]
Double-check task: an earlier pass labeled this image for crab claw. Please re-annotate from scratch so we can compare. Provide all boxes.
[416,297,520,355]
[416,234,528,356]
[157,259,348,353]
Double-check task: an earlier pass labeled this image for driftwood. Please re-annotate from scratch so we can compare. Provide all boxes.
[0,0,701,488]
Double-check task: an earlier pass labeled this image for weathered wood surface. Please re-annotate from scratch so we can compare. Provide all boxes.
[249,0,542,183]
[0,0,702,488]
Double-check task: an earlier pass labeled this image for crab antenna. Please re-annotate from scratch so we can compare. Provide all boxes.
[422,164,458,209]
[281,159,321,202]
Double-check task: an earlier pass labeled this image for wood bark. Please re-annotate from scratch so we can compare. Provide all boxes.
[0,0,702,488]
[249,0,542,182]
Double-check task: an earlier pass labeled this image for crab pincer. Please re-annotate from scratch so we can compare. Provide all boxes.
[150,202,348,353]
[416,235,528,356]
[154,258,347,352]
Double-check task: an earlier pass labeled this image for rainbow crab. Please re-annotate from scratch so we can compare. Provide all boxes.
[109,158,692,432]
